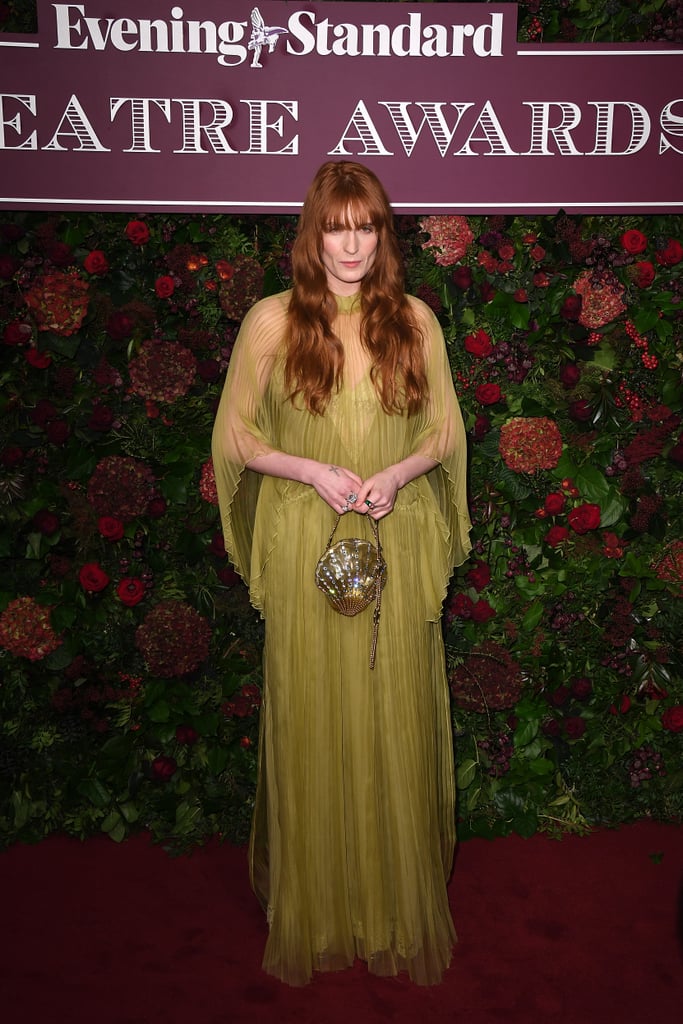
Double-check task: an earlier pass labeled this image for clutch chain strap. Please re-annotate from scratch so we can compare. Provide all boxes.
[325,513,385,670]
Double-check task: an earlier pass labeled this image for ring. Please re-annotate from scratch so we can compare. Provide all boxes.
[364,499,374,509]
[346,492,358,503]
[342,503,350,513]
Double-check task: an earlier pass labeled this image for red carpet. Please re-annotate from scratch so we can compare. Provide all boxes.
[1,822,681,1023]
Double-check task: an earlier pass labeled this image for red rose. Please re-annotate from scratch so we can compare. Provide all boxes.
[662,706,683,733]
[549,686,570,707]
[559,363,581,388]
[31,398,57,427]
[450,593,474,619]
[568,503,601,535]
[568,399,593,423]
[25,348,52,369]
[209,532,226,558]
[513,288,528,303]
[545,525,569,548]
[475,382,502,406]
[106,311,135,341]
[176,725,199,745]
[197,358,220,383]
[654,238,683,267]
[46,419,70,445]
[151,755,177,781]
[79,562,110,592]
[571,676,593,700]
[464,329,493,358]
[529,244,546,262]
[1,446,24,468]
[479,280,496,302]
[3,320,32,346]
[542,718,561,738]
[610,695,631,715]
[471,599,496,623]
[84,250,109,275]
[620,229,648,254]
[154,275,175,298]
[146,496,167,518]
[564,716,587,740]
[217,566,241,587]
[88,404,115,432]
[631,261,655,289]
[560,295,582,321]
[452,266,473,290]
[46,241,73,266]
[98,516,124,540]
[117,578,146,607]
[32,509,60,535]
[473,414,491,440]
[125,220,150,246]
[0,254,18,279]
[544,492,566,515]
[466,560,491,592]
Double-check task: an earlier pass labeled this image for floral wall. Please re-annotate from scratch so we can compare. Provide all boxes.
[1,0,682,849]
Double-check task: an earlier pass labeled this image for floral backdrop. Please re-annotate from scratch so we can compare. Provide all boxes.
[1,0,682,850]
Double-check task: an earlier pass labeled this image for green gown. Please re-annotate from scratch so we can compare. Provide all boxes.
[212,290,471,986]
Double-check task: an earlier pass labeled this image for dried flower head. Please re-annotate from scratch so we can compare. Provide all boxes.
[450,641,524,712]
[0,596,62,661]
[24,270,90,336]
[87,455,155,522]
[135,600,211,677]
[419,215,474,266]
[573,270,626,329]
[129,339,197,403]
[499,417,563,473]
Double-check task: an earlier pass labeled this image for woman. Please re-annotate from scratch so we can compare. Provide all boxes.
[211,161,471,986]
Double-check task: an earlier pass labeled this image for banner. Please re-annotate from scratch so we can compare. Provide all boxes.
[1,1,682,213]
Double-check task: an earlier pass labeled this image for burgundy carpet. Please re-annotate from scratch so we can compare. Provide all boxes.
[1,822,681,1023]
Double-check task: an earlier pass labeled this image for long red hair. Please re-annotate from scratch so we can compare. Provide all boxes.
[285,161,427,416]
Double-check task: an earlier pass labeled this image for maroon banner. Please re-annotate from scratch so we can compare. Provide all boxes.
[1,1,682,213]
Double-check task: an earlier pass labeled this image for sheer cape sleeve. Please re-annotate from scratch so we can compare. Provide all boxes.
[407,297,472,573]
[211,291,290,587]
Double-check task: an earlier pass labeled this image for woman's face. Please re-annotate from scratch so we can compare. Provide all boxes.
[320,216,378,296]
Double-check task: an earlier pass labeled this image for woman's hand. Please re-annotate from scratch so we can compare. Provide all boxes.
[308,462,364,515]
[353,455,438,520]
[353,468,401,520]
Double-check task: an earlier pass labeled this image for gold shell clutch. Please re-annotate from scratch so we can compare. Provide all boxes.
[315,514,387,668]
[315,536,387,616]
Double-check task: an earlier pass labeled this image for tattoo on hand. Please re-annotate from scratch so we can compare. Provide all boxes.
[329,465,340,476]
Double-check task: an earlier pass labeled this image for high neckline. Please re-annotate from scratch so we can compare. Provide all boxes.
[334,292,362,314]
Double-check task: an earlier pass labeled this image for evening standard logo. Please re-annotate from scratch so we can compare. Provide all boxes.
[52,4,504,68]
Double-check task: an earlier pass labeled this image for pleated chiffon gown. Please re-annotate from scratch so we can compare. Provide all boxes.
[212,290,471,985]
